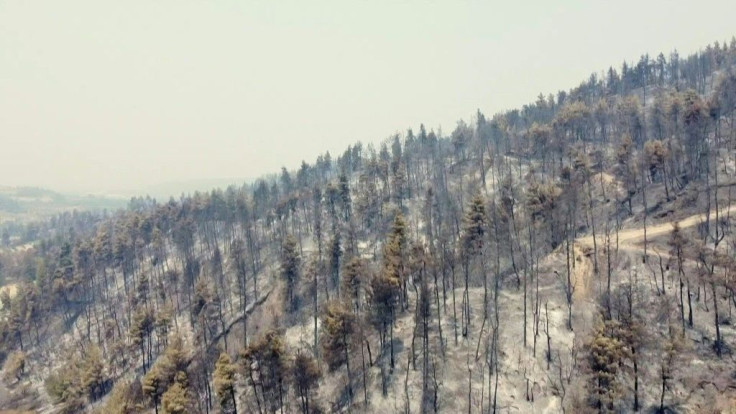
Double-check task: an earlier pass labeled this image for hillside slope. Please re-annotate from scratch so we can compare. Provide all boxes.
[1,40,736,414]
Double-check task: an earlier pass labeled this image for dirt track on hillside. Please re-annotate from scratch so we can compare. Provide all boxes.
[578,204,736,251]
[570,204,736,298]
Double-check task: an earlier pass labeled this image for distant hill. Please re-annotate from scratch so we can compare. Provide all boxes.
[132,177,253,200]
[0,186,127,222]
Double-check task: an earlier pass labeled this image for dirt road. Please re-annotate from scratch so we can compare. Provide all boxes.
[568,204,736,299]
[578,204,736,250]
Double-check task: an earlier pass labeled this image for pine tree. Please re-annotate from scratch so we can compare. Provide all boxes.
[369,213,409,372]
[668,223,692,330]
[587,319,626,413]
[658,321,689,413]
[142,365,166,414]
[386,213,409,309]
[229,237,250,345]
[321,300,356,404]
[161,373,192,414]
[292,352,322,414]
[142,335,189,414]
[342,257,367,313]
[370,256,401,371]
[130,306,154,373]
[213,352,238,414]
[461,193,488,331]
[240,330,289,413]
[281,234,301,312]
[80,345,106,402]
[99,379,144,414]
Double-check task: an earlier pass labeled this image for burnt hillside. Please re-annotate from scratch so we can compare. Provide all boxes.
[2,39,736,413]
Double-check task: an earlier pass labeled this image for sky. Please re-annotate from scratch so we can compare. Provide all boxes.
[1,1,735,196]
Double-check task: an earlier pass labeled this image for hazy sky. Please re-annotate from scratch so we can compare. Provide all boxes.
[1,1,734,195]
